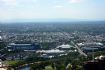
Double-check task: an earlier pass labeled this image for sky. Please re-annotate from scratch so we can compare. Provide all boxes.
[0,0,105,22]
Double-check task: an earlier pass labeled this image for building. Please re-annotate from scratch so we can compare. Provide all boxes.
[36,49,65,55]
[36,44,76,59]
[84,56,105,70]
[78,42,105,53]
[7,43,41,51]
[37,49,65,58]
[56,44,73,50]
[0,36,2,41]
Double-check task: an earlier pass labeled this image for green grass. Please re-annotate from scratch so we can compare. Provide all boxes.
[5,60,20,66]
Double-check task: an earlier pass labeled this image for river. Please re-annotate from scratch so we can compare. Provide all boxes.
[18,67,30,70]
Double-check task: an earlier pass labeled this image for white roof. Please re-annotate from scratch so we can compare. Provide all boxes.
[77,43,84,46]
[57,44,72,48]
[36,49,64,53]
[36,50,46,53]
[40,49,64,53]
[95,55,105,60]
[9,43,31,46]
[97,43,103,45]
[78,42,103,46]
[0,36,2,40]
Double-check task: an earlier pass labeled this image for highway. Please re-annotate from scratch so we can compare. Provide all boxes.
[71,41,87,57]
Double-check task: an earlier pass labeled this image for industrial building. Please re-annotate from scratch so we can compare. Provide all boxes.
[56,44,73,50]
[7,43,41,51]
[36,44,76,58]
[78,42,105,53]
[39,49,65,58]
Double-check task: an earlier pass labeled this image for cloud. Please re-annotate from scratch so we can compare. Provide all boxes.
[1,0,17,6]
[69,0,82,3]
[54,5,64,8]
[1,0,37,6]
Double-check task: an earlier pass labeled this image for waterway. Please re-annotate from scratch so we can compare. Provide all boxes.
[18,67,30,70]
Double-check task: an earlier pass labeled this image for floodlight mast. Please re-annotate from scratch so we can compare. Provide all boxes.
[92,49,94,61]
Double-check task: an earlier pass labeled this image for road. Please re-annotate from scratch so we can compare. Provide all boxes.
[71,41,87,57]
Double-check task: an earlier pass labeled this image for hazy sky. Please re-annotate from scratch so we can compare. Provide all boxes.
[0,0,105,22]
